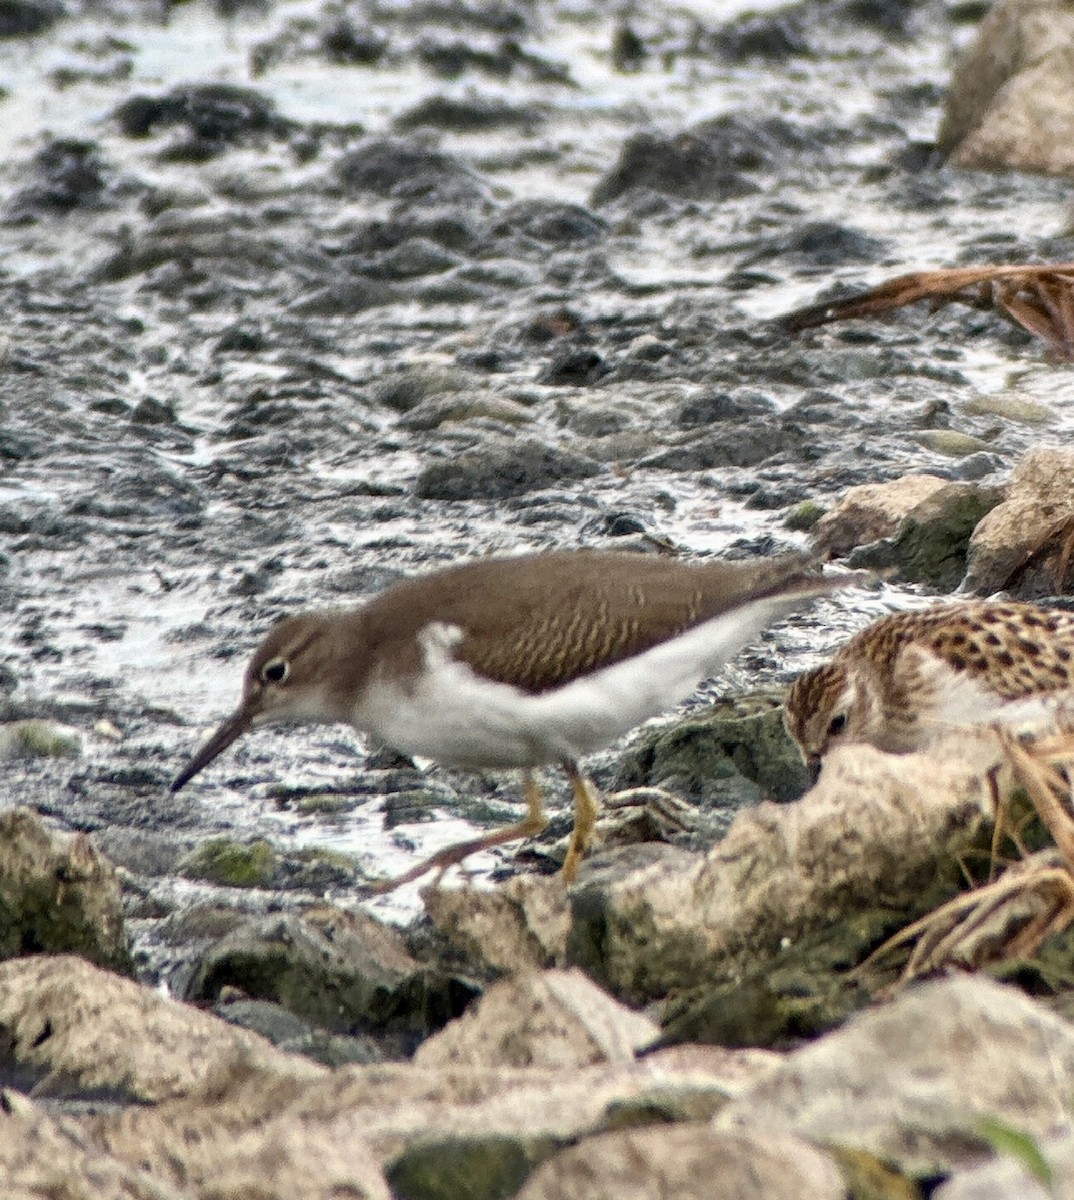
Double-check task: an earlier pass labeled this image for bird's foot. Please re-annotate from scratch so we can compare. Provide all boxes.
[359,772,550,895]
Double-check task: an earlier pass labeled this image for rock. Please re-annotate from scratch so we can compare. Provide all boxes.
[914,430,994,458]
[591,114,820,206]
[592,130,756,206]
[423,874,571,974]
[717,974,1074,1177]
[374,364,472,412]
[568,737,992,1003]
[537,346,610,386]
[393,95,536,134]
[397,393,534,432]
[638,423,787,472]
[0,0,62,37]
[490,200,607,246]
[0,1091,178,1200]
[214,997,386,1067]
[964,446,1074,595]
[101,1092,391,1199]
[318,18,387,65]
[415,969,658,1069]
[614,691,811,805]
[514,1125,845,1200]
[336,137,490,203]
[0,955,323,1103]
[783,500,825,532]
[0,719,81,759]
[671,389,775,429]
[963,392,1055,425]
[847,480,1003,591]
[364,237,464,280]
[7,138,110,219]
[181,906,471,1043]
[936,1127,1074,1199]
[177,836,277,887]
[938,0,1074,174]
[96,1051,762,1200]
[0,808,129,972]
[812,473,948,556]
[414,438,602,501]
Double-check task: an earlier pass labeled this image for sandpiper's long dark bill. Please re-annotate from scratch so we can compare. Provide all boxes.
[173,548,847,887]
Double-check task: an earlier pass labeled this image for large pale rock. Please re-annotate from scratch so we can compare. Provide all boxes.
[0,807,129,973]
[515,1124,845,1200]
[0,1091,180,1200]
[718,974,1074,1176]
[568,738,990,1003]
[94,1048,775,1198]
[423,874,571,974]
[964,446,1074,595]
[937,1127,1074,1199]
[415,968,658,1068]
[938,0,1074,174]
[812,473,947,556]
[111,1101,391,1200]
[0,955,324,1103]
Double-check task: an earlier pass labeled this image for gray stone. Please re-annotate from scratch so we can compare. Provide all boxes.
[415,438,601,501]
[181,905,467,1040]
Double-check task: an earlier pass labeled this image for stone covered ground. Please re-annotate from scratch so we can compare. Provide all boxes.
[4,0,1074,1195]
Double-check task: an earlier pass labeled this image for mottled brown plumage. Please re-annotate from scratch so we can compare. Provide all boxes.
[175,548,845,887]
[784,601,1074,775]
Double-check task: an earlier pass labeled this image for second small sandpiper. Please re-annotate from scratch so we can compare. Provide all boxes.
[784,600,1074,778]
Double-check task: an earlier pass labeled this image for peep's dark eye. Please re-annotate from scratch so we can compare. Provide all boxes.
[261,657,289,685]
[827,713,847,738]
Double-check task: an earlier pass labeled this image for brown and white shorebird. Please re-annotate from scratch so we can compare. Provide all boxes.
[172,548,844,889]
[784,601,1074,778]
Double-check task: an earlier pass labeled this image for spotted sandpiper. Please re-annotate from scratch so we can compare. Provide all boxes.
[173,548,845,888]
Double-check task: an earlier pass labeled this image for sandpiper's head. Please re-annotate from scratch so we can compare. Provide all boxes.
[171,613,350,792]
[783,660,866,779]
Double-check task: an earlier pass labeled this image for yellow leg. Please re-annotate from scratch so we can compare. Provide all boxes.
[561,760,600,883]
[364,771,549,894]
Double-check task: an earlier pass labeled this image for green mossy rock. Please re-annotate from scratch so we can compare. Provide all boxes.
[178,837,278,888]
[615,691,809,807]
[0,807,130,972]
[913,429,994,458]
[387,1135,557,1200]
[784,500,826,532]
[849,482,1002,591]
[0,719,82,760]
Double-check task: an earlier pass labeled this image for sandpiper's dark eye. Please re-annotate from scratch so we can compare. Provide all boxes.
[261,657,289,684]
[827,713,847,738]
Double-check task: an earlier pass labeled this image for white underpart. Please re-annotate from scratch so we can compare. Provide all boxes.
[906,646,1074,742]
[352,592,820,769]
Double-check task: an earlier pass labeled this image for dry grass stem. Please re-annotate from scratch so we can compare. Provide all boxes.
[860,725,1074,991]
[782,264,1074,358]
